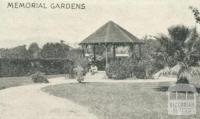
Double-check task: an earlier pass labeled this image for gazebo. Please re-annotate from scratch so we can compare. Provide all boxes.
[79,21,144,68]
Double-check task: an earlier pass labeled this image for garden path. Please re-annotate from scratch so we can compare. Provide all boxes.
[0,78,97,119]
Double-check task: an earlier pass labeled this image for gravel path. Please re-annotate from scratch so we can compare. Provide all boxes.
[0,78,97,119]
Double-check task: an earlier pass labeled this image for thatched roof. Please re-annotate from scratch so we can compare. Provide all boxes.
[80,21,142,45]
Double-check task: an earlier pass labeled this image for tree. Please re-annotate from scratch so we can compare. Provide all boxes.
[155,25,198,66]
[189,6,200,24]
[155,24,200,83]
[0,45,29,59]
[28,42,41,58]
[41,41,70,58]
[185,27,199,51]
[168,25,191,62]
[142,36,162,76]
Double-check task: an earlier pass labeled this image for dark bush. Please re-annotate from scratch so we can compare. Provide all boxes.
[106,58,133,79]
[74,65,85,83]
[132,61,146,79]
[79,58,90,76]
[31,72,49,83]
[0,59,31,77]
[106,58,150,79]
[72,57,89,76]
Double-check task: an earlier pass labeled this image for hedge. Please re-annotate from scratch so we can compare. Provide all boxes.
[106,58,148,79]
[0,58,74,77]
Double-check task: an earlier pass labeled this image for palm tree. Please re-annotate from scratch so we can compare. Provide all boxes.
[156,25,200,84]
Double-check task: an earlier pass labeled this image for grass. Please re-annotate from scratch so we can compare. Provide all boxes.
[0,76,33,90]
[43,82,200,119]
[0,74,65,90]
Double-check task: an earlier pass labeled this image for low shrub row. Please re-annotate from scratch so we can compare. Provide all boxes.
[31,72,49,83]
[106,58,152,79]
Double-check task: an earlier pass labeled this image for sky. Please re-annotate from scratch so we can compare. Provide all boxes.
[0,0,200,48]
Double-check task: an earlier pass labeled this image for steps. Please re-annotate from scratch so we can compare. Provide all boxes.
[85,71,108,80]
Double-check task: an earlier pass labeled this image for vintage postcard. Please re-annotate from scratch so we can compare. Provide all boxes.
[0,0,200,119]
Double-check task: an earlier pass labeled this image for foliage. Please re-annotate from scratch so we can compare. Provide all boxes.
[106,61,125,79]
[39,59,73,75]
[0,59,74,77]
[135,60,153,79]
[0,45,29,59]
[141,37,162,75]
[155,25,199,67]
[0,59,31,77]
[154,25,200,83]
[106,58,148,79]
[176,64,200,84]
[31,72,49,83]
[0,41,71,59]
[28,42,41,58]
[74,65,84,83]
[0,41,75,77]
[67,48,89,75]
[41,42,70,58]
[145,24,200,80]
[189,6,200,24]
[106,59,130,79]
[176,65,190,84]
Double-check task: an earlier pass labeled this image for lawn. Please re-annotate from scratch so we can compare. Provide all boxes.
[43,82,200,119]
[0,76,33,90]
[0,74,65,90]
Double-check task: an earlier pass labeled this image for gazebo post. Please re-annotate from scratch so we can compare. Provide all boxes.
[139,44,142,59]
[105,44,108,68]
[82,45,85,57]
[113,44,116,59]
[93,45,96,62]
[130,43,134,58]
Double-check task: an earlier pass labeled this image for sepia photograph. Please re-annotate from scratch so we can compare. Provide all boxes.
[0,0,200,119]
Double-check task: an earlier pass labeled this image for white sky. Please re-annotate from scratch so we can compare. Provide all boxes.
[0,0,199,48]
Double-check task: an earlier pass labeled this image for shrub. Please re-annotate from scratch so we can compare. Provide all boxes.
[79,58,89,76]
[67,49,89,77]
[106,58,134,79]
[73,57,89,76]
[74,65,84,83]
[106,58,151,79]
[31,72,49,83]
[132,61,146,79]
[0,59,31,77]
